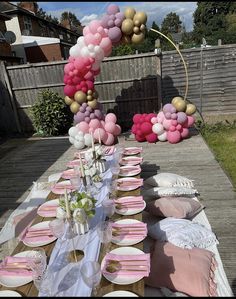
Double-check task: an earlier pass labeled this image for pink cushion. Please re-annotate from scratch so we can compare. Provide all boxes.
[145,240,218,297]
[145,196,204,219]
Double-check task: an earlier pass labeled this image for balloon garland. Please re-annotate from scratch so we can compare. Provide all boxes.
[64,4,148,149]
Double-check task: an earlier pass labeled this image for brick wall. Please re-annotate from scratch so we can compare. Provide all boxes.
[24,43,62,62]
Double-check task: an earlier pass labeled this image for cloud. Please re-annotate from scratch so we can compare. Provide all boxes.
[80,14,98,26]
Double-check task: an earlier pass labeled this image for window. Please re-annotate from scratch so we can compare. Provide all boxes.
[23,16,32,34]
[63,47,70,59]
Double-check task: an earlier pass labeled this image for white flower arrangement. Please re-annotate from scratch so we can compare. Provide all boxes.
[58,191,97,222]
[83,145,105,182]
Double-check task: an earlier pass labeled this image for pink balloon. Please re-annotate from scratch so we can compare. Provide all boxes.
[133,114,142,124]
[169,125,176,132]
[89,119,102,130]
[105,113,117,123]
[177,112,188,124]
[135,134,146,142]
[104,121,116,134]
[151,117,158,124]
[114,124,121,136]
[171,120,178,126]
[101,120,106,128]
[78,121,90,133]
[176,124,182,131]
[131,124,137,134]
[83,26,90,36]
[171,113,178,120]
[84,71,94,80]
[64,85,76,97]
[165,112,171,119]
[163,103,174,114]
[163,119,172,130]
[146,132,158,143]
[89,20,102,34]
[187,115,195,127]
[93,128,107,141]
[84,33,101,46]
[85,117,90,123]
[180,127,189,138]
[140,122,152,135]
[64,63,74,74]
[167,130,181,144]
[103,132,115,145]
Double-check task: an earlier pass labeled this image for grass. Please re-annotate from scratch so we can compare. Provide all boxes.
[197,121,236,188]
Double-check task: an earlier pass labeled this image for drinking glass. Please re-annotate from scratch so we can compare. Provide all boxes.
[70,174,81,190]
[110,163,120,179]
[80,261,102,297]
[96,220,113,254]
[101,197,115,219]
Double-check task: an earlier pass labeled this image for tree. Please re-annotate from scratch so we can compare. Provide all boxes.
[111,44,135,56]
[60,12,81,28]
[36,8,59,24]
[160,12,182,51]
[193,2,232,45]
[148,21,160,44]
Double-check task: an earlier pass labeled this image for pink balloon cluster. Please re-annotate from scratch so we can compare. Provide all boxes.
[131,113,157,143]
[151,103,195,144]
[76,113,121,146]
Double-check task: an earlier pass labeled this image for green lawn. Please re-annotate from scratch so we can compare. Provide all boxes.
[201,126,236,189]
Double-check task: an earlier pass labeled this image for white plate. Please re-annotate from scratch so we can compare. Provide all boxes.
[119,165,141,177]
[61,168,77,179]
[115,196,146,216]
[111,219,147,246]
[0,250,36,288]
[116,178,143,191]
[51,180,75,195]
[101,247,145,285]
[119,156,143,166]
[22,221,57,247]
[37,199,59,218]
[123,147,142,156]
[0,290,22,297]
[103,290,138,297]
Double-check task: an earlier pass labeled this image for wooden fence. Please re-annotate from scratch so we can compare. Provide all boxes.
[1,44,236,134]
[1,53,161,133]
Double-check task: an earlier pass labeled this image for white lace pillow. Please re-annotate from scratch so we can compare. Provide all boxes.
[144,173,194,189]
[142,186,198,200]
[148,218,219,249]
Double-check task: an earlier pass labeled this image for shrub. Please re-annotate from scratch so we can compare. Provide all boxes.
[31,89,73,136]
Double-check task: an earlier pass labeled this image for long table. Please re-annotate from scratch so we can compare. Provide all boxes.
[0,158,144,297]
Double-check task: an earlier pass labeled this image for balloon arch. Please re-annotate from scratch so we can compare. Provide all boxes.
[64,4,197,148]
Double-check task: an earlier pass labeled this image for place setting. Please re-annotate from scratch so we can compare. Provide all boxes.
[101,246,150,285]
[114,196,146,216]
[51,180,76,195]
[119,156,143,166]
[123,147,143,156]
[119,165,141,177]
[116,178,144,191]
[37,199,59,218]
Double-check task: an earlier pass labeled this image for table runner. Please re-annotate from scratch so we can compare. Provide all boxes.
[39,156,114,296]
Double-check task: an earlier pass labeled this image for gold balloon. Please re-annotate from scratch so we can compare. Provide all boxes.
[133,26,140,34]
[140,24,146,32]
[121,35,131,44]
[87,95,93,101]
[133,12,147,25]
[87,90,93,95]
[134,19,141,27]
[87,99,97,109]
[121,19,134,35]
[64,96,74,106]
[172,99,187,112]
[131,32,145,44]
[124,7,136,19]
[186,103,197,115]
[74,91,87,104]
[70,101,80,114]
[172,96,184,106]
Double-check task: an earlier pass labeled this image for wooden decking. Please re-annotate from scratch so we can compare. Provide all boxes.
[0,132,235,295]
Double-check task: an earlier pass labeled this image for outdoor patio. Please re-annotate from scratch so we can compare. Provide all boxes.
[0,130,235,295]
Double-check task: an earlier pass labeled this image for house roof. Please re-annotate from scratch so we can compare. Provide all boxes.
[1,2,82,36]
[22,35,60,47]
[0,12,11,21]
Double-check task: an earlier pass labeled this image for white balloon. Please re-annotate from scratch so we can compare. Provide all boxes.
[88,44,94,51]
[152,123,164,135]
[81,46,90,57]
[77,36,85,47]
[94,46,104,60]
[75,135,84,142]
[68,126,79,137]
[84,133,92,147]
[74,140,85,149]
[69,44,81,57]
[69,136,75,144]
[78,131,84,137]
[158,131,167,142]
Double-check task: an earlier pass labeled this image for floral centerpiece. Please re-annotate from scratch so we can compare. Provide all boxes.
[84,145,107,180]
[57,191,97,234]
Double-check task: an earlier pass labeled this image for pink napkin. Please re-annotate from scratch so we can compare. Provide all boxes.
[102,253,150,277]
[112,223,147,238]
[37,203,58,217]
[61,169,80,179]
[115,196,143,204]
[117,178,143,187]
[0,256,34,277]
[120,166,141,175]
[124,147,143,155]
[120,157,143,165]
[112,223,147,230]
[21,226,55,243]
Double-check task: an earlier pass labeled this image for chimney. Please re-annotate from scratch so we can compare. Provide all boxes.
[61,19,71,30]
[18,2,38,14]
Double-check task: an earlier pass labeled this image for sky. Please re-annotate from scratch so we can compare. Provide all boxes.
[12,1,197,31]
